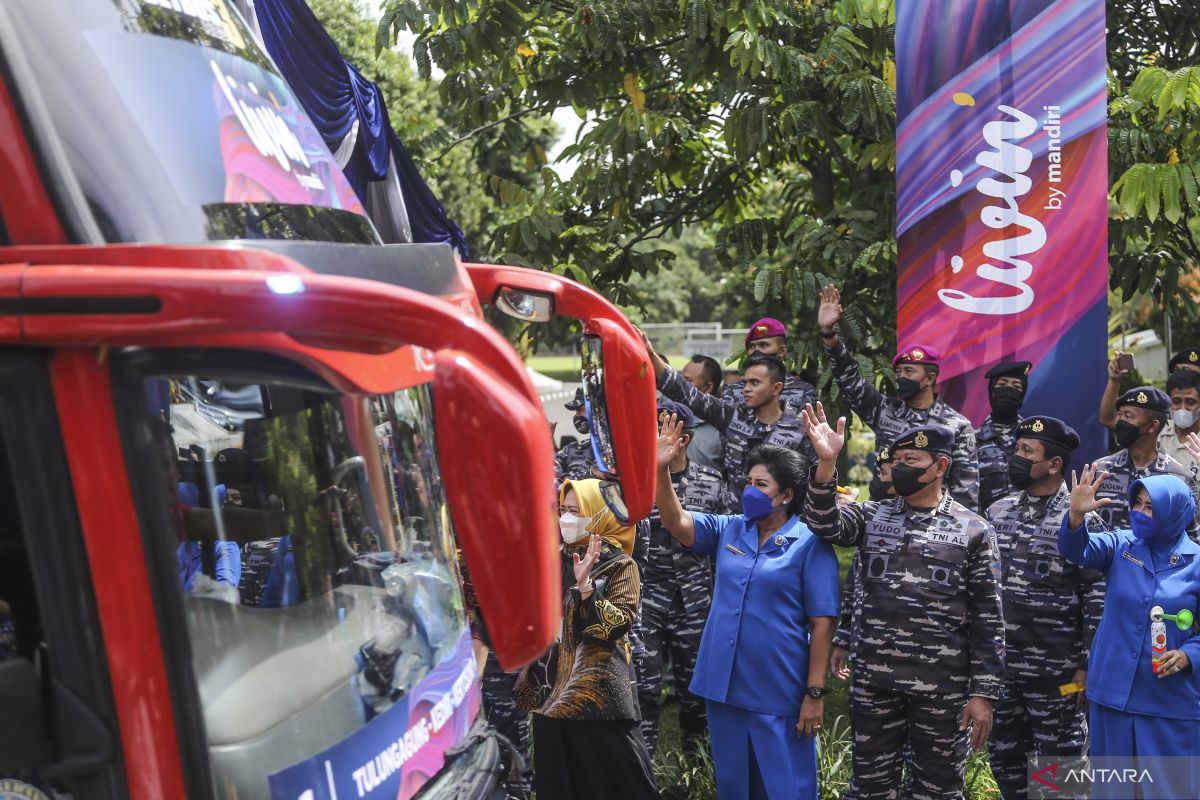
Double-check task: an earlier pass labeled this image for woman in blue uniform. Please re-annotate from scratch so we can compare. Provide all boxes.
[1061,468,1200,799]
[654,415,840,800]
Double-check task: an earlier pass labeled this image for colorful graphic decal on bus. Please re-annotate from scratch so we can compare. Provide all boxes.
[268,628,480,800]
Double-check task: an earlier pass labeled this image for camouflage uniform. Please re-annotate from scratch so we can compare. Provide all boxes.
[659,365,814,511]
[721,374,818,416]
[825,340,981,511]
[635,460,724,759]
[835,553,917,800]
[804,480,1005,800]
[985,485,1103,800]
[1091,448,1199,532]
[482,653,532,799]
[555,439,596,484]
[976,415,1020,513]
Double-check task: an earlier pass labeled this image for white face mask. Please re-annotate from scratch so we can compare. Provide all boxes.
[1173,409,1199,430]
[559,512,588,544]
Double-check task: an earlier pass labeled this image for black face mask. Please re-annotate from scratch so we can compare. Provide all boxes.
[896,377,923,402]
[989,386,1024,422]
[1114,420,1147,448]
[868,476,893,501]
[890,462,936,497]
[1007,455,1048,490]
[573,416,590,435]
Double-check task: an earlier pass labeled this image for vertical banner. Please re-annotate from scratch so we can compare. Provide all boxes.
[896,0,1109,460]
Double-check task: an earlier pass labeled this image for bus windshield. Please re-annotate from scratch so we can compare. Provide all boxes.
[132,359,476,798]
[4,0,379,245]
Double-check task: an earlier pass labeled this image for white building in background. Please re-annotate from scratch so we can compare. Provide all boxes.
[1113,329,1168,383]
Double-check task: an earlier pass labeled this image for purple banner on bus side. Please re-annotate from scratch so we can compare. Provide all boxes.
[268,628,481,800]
[896,0,1108,461]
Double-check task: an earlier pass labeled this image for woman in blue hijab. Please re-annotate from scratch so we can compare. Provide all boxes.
[1061,468,1200,799]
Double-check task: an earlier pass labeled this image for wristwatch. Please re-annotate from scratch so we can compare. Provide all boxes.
[806,686,826,699]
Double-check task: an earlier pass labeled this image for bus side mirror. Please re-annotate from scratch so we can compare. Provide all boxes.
[0,658,47,771]
[432,350,560,669]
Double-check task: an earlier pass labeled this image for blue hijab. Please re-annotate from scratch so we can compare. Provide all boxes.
[1128,475,1196,565]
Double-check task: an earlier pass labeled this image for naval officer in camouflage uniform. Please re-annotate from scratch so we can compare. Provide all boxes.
[976,361,1032,512]
[555,388,597,483]
[635,400,724,760]
[1092,387,1198,532]
[984,416,1102,800]
[641,331,813,511]
[801,405,1004,800]
[720,317,819,414]
[831,446,894,679]
[818,285,981,511]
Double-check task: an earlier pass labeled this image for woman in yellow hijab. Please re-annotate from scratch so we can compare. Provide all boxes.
[515,478,658,799]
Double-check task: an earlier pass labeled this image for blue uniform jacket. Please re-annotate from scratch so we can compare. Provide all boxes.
[1059,475,1200,720]
[686,512,840,717]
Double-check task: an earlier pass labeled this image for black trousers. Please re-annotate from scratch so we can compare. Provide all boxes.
[531,714,659,800]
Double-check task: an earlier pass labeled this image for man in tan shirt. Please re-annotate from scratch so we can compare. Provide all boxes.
[1159,368,1200,475]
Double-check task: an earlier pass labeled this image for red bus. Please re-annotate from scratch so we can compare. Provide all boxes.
[0,2,653,798]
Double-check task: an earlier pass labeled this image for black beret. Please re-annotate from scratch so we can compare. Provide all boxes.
[564,387,585,410]
[1015,415,1080,451]
[985,361,1032,382]
[1116,386,1170,414]
[891,424,955,457]
[657,399,700,430]
[1169,348,1200,372]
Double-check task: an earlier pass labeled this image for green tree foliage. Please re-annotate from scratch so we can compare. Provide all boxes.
[309,0,554,252]
[1107,1,1200,332]
[378,0,899,382]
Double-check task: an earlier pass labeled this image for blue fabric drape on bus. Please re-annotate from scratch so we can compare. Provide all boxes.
[253,0,469,256]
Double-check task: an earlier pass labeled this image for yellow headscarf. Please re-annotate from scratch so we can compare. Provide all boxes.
[559,478,635,556]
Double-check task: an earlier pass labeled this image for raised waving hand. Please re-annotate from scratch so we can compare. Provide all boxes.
[1067,463,1112,528]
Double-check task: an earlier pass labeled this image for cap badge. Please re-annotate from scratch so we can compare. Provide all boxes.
[1191,351,1199,362]
[1137,391,1148,404]
[1031,420,1044,432]
[1024,365,1031,374]
[879,448,889,459]
[915,431,929,448]
[911,348,925,361]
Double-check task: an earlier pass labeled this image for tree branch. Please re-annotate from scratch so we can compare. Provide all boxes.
[630,34,687,55]
[433,108,541,161]
[824,134,863,192]
[619,164,740,254]
[595,81,673,104]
